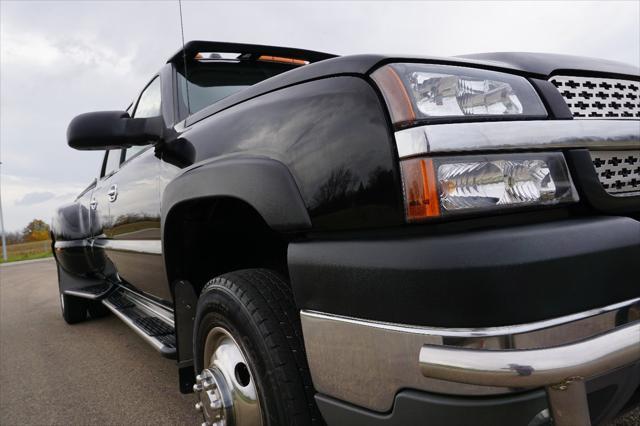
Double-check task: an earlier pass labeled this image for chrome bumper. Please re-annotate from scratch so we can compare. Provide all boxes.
[420,322,640,426]
[301,298,640,421]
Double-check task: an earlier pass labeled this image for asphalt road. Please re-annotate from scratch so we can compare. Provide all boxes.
[1,258,638,425]
[0,258,200,425]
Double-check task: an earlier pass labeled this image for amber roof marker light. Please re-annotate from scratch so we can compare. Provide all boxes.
[258,55,309,66]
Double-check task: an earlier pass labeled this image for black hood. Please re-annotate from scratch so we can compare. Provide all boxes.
[457,52,639,78]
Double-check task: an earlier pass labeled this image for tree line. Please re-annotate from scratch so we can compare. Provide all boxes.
[3,219,51,244]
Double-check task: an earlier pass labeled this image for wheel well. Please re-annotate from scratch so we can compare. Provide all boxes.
[164,197,290,295]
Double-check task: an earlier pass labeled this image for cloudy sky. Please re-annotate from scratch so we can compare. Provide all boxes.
[1,0,639,232]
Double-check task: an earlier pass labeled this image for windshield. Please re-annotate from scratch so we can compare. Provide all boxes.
[176,60,300,117]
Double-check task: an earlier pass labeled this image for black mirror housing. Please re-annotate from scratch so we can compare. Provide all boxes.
[67,111,163,150]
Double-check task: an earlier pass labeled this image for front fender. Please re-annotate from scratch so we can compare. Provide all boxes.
[161,154,311,246]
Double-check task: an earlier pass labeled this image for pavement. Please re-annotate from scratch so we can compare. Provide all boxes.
[0,258,200,425]
[1,258,638,425]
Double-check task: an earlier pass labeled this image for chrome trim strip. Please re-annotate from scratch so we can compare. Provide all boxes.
[54,240,90,249]
[419,322,640,388]
[94,239,162,255]
[395,120,640,158]
[396,126,429,158]
[64,289,103,300]
[300,298,640,412]
[303,296,639,338]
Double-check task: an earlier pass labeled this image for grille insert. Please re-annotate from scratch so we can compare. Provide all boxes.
[590,150,640,194]
[550,76,639,119]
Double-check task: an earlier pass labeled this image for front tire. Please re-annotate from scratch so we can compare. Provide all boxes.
[194,269,321,426]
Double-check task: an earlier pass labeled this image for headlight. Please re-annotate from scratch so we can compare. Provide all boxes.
[400,153,578,221]
[372,63,547,127]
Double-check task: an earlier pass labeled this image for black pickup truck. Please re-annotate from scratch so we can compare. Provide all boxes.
[53,41,639,426]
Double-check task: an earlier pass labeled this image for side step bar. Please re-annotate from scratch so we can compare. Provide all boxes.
[64,283,114,300]
[102,288,177,359]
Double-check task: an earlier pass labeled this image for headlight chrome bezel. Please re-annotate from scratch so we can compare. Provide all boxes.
[400,152,579,222]
[372,62,548,127]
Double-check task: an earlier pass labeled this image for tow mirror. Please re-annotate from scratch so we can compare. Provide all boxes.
[67,111,162,150]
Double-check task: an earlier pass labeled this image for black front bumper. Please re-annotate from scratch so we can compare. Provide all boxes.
[289,215,640,328]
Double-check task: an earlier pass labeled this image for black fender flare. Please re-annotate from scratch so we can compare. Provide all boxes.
[161,154,311,241]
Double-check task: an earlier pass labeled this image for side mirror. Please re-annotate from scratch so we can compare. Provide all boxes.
[67,111,163,150]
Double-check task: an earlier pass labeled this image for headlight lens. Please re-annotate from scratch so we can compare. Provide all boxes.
[401,153,578,221]
[372,63,547,127]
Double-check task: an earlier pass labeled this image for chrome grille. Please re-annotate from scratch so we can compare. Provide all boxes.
[590,150,640,194]
[550,76,639,119]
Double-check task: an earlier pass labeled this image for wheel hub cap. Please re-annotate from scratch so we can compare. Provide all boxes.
[194,327,262,426]
[194,368,233,425]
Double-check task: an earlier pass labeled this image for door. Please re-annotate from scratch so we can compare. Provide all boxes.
[92,76,171,302]
[91,148,123,276]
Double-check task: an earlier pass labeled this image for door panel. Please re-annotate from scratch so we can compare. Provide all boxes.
[98,147,170,301]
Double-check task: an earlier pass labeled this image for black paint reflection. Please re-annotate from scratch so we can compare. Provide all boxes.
[95,147,161,240]
[179,76,404,230]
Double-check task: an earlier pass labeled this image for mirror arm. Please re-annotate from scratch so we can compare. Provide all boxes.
[126,117,164,146]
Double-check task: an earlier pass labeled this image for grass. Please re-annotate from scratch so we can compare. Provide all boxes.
[0,240,53,264]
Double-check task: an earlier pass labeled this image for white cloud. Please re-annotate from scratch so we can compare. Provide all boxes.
[0,0,638,233]
[15,191,56,206]
[1,31,135,76]
[1,33,62,67]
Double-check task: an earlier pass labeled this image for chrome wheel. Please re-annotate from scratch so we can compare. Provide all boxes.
[194,327,262,426]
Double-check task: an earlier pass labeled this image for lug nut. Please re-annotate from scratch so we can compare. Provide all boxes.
[195,402,203,411]
[193,383,203,392]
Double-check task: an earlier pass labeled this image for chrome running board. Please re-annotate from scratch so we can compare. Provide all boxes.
[63,283,113,300]
[102,286,176,359]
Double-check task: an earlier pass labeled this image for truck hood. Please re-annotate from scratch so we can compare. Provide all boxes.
[456,51,639,78]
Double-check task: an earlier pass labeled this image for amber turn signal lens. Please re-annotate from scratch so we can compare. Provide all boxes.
[400,158,440,220]
[371,65,416,126]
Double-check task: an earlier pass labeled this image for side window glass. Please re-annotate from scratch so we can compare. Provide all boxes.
[133,77,161,118]
[123,145,148,163]
[102,149,122,178]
